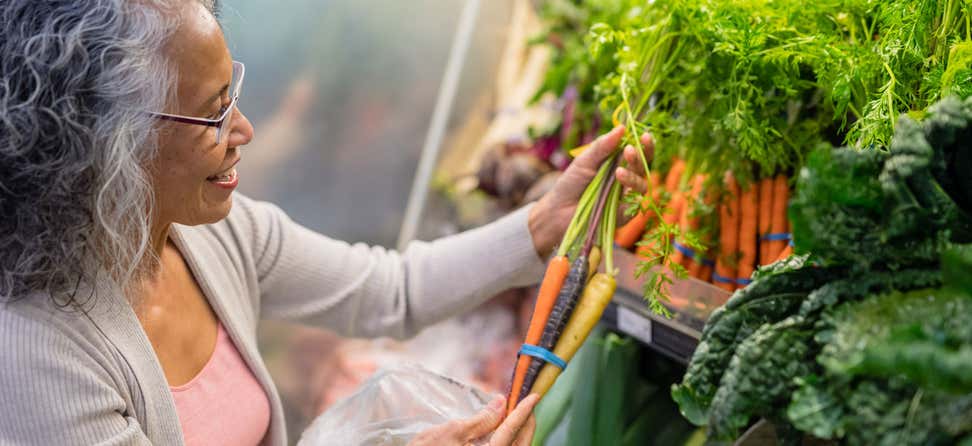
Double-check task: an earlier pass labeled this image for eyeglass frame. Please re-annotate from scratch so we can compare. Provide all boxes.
[149,60,245,145]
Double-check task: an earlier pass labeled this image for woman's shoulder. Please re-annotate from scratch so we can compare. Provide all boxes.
[0,292,124,366]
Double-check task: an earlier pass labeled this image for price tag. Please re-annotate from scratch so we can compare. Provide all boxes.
[617,306,652,345]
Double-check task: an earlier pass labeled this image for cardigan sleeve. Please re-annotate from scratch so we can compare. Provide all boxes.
[0,306,153,446]
[231,195,547,339]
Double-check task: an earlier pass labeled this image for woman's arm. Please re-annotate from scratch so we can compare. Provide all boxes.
[237,194,545,339]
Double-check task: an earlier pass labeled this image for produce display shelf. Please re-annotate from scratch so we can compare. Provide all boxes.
[599,248,731,364]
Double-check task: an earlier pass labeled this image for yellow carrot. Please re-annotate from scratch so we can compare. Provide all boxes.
[586,246,601,283]
[530,273,617,398]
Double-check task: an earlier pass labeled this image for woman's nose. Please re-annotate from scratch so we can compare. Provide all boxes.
[228,107,254,148]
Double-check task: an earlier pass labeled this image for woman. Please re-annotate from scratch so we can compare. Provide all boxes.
[0,1,650,445]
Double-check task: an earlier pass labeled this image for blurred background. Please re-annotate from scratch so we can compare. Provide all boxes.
[218,0,519,441]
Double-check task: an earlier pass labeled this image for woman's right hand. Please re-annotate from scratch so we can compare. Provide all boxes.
[409,394,540,446]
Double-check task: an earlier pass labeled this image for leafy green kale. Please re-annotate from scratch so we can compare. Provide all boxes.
[790,280,972,445]
[942,243,972,294]
[706,318,814,440]
[788,145,892,269]
[671,261,837,426]
[790,95,972,271]
[921,95,972,227]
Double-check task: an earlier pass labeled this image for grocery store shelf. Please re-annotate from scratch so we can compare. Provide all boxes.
[600,248,731,364]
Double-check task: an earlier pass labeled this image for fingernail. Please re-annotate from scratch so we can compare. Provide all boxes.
[489,395,505,411]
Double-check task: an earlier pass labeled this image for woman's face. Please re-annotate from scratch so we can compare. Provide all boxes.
[152,2,254,228]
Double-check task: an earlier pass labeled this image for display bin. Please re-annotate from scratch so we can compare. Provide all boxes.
[600,248,732,363]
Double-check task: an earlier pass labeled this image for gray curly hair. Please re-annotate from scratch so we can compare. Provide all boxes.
[0,0,218,306]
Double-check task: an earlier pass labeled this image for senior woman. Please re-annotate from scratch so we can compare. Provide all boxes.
[0,1,651,445]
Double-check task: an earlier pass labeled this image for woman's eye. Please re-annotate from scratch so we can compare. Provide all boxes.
[211,105,228,119]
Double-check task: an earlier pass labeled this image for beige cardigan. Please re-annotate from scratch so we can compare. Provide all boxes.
[0,194,545,445]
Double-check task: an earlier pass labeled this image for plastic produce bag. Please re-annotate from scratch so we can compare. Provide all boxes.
[298,363,492,446]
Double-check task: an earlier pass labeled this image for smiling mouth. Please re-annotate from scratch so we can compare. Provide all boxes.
[207,157,240,183]
[207,167,237,184]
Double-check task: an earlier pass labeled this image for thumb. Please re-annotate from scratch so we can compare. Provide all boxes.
[455,395,506,441]
[572,126,625,171]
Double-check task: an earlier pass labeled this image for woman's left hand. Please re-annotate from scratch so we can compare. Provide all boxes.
[408,394,539,446]
[528,126,654,258]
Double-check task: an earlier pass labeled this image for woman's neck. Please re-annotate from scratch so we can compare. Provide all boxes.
[151,222,172,261]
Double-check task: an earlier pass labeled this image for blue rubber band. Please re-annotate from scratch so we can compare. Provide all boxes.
[712,271,735,284]
[761,232,792,242]
[672,240,695,258]
[736,277,754,285]
[519,344,567,370]
[672,240,716,266]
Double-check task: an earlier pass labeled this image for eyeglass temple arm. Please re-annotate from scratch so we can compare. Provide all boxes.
[152,113,222,127]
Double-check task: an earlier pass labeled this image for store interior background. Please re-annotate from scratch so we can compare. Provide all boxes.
[220,0,517,440]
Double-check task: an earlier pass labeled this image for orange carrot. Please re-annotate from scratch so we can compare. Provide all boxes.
[774,244,793,263]
[615,171,663,249]
[662,159,688,225]
[507,256,570,414]
[736,183,759,289]
[677,174,708,272]
[643,160,687,262]
[758,177,775,266]
[766,175,790,262]
[697,264,713,282]
[667,200,686,268]
[714,172,741,292]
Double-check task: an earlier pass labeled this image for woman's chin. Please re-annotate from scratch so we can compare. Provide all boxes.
[187,194,235,226]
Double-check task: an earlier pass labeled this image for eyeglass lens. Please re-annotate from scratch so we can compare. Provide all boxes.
[217,62,244,144]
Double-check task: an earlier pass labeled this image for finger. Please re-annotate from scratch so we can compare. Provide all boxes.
[490,394,540,445]
[616,166,648,195]
[623,145,641,176]
[623,133,655,176]
[511,414,537,446]
[640,132,655,156]
[572,126,625,171]
[456,395,506,441]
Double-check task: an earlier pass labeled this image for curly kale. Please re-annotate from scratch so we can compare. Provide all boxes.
[922,96,972,222]
[791,371,972,445]
[706,318,814,440]
[671,262,837,425]
[788,145,892,269]
[790,95,972,271]
[797,267,942,319]
[790,283,972,445]
[942,243,972,294]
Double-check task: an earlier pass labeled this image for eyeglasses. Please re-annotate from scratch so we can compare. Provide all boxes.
[150,60,245,145]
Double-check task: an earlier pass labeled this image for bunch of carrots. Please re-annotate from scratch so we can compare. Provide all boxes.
[506,129,656,413]
[505,125,794,413]
[615,164,794,293]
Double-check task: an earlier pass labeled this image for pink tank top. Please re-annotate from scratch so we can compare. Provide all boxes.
[170,323,271,445]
